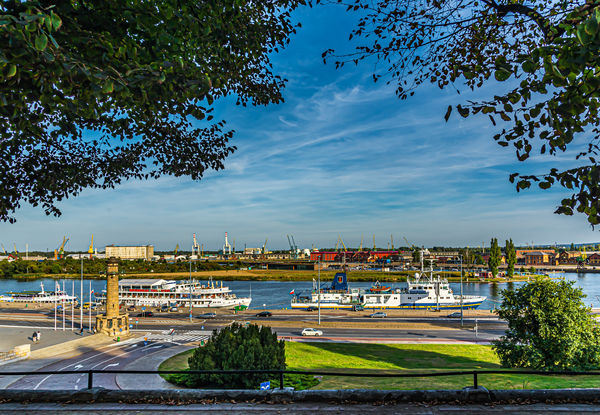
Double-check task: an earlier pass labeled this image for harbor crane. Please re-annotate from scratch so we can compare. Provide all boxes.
[54,236,69,260]
[359,235,363,252]
[262,239,268,255]
[287,235,298,260]
[88,235,94,259]
[403,236,416,250]
[192,233,200,257]
[391,234,395,251]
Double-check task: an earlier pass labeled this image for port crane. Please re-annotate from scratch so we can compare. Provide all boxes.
[358,235,363,252]
[192,233,200,257]
[262,239,268,256]
[391,234,395,251]
[287,235,298,259]
[88,235,94,259]
[54,236,69,260]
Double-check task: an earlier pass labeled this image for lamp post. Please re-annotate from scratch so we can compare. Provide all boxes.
[189,259,192,323]
[318,260,321,326]
[460,254,464,327]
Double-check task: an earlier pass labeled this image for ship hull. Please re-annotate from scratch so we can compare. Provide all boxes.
[291,300,484,310]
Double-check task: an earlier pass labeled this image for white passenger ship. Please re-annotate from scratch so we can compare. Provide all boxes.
[2,282,78,303]
[291,266,486,310]
[96,278,251,309]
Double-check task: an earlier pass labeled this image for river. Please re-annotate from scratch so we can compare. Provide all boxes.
[1,272,599,310]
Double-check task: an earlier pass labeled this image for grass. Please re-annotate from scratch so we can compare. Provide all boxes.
[159,342,600,390]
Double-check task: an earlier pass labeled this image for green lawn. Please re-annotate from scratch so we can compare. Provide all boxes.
[160,342,600,390]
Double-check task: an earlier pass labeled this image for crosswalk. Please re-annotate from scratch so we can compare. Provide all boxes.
[144,330,211,344]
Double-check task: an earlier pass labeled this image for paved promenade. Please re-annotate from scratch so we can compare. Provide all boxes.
[0,402,595,414]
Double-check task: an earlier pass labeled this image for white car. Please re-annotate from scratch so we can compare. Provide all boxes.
[301,328,323,336]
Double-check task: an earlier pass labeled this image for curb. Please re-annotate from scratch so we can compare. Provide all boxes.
[1,387,599,404]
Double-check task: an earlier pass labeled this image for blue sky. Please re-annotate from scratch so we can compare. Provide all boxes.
[1,4,599,252]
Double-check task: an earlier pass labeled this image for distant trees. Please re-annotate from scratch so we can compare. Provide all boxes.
[505,239,516,278]
[488,238,501,277]
[493,278,600,370]
[412,249,421,264]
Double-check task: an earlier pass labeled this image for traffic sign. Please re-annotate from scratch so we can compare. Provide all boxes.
[260,381,270,390]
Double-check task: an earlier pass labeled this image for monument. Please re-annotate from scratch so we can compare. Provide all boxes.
[96,257,129,337]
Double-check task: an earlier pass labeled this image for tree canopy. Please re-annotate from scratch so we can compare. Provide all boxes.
[325,0,600,226]
[493,278,600,370]
[0,0,303,222]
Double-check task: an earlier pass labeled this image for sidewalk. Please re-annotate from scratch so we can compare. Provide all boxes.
[0,326,97,353]
[0,402,595,414]
[116,344,194,390]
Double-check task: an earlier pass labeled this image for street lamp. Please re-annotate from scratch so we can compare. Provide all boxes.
[460,254,464,327]
[318,259,321,326]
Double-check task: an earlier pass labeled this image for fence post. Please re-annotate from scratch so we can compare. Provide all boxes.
[473,371,478,389]
[279,371,284,390]
[88,370,93,389]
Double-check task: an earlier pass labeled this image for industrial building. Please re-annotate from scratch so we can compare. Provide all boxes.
[105,245,154,260]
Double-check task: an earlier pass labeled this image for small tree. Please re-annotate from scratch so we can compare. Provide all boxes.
[412,249,421,264]
[505,239,517,278]
[187,323,285,389]
[488,238,501,278]
[493,278,600,370]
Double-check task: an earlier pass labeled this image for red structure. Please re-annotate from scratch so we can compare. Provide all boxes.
[310,250,399,262]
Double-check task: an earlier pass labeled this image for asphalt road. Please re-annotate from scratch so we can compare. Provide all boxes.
[6,338,180,390]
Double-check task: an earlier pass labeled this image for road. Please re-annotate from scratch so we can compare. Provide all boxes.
[5,332,208,390]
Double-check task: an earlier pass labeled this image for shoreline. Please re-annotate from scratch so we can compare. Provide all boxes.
[4,269,552,284]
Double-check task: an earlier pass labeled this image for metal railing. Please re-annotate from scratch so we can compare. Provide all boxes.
[1,369,600,390]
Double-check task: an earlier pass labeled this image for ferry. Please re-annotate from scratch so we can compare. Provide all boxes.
[95,278,251,309]
[291,266,486,310]
[2,282,78,303]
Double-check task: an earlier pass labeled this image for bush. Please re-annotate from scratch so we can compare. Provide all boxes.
[186,323,285,389]
[493,278,600,370]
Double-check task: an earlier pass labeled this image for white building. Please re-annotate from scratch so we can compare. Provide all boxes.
[105,245,154,260]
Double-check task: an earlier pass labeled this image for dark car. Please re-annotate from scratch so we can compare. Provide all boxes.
[447,312,462,318]
[127,305,136,311]
[352,305,364,311]
[198,312,217,319]
[136,311,154,317]
[306,306,318,311]
[255,311,272,318]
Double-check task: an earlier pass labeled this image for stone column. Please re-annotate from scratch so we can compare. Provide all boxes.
[106,258,119,319]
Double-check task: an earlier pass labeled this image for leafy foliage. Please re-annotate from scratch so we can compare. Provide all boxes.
[493,278,600,370]
[0,0,303,222]
[488,238,501,277]
[325,0,600,225]
[505,239,516,278]
[186,323,285,389]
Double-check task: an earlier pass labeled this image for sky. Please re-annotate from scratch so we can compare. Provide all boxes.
[1,5,599,252]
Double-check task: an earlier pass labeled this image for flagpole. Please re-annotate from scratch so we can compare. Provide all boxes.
[88,280,92,332]
[80,257,83,330]
[62,279,65,331]
[71,279,74,331]
[54,281,57,331]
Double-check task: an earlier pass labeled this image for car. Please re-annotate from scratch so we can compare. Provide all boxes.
[447,312,462,318]
[352,305,364,311]
[305,306,318,311]
[127,305,136,311]
[198,312,217,319]
[255,311,272,318]
[301,328,323,336]
[169,306,178,312]
[370,311,387,318]
[136,311,154,317]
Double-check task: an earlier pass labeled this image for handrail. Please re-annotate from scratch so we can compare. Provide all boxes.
[2,368,600,390]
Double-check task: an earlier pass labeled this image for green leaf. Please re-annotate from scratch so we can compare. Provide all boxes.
[457,105,469,118]
[494,68,511,82]
[35,34,48,51]
[50,12,62,31]
[6,64,16,78]
[585,17,598,36]
[444,105,452,122]
[522,60,536,74]
[102,80,114,93]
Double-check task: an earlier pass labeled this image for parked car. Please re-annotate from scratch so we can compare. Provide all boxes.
[198,312,217,319]
[169,306,178,312]
[127,305,136,311]
[136,311,154,317]
[447,312,462,318]
[255,311,272,318]
[370,311,387,318]
[352,305,364,311]
[301,328,323,336]
[305,306,318,311]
